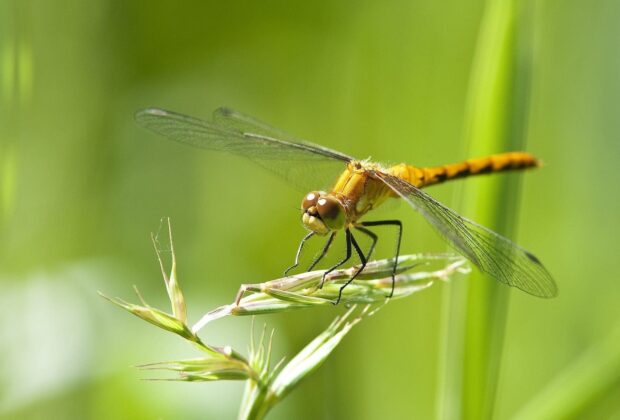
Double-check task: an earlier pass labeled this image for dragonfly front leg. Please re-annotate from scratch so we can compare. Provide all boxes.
[284,231,315,276]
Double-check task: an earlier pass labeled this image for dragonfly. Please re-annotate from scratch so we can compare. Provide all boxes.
[136,106,557,304]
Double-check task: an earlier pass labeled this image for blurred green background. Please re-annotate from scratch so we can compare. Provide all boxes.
[1,0,619,419]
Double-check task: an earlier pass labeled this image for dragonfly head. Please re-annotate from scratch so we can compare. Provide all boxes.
[301,191,346,235]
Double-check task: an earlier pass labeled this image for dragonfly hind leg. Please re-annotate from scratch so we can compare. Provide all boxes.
[354,226,378,262]
[359,220,402,298]
[334,231,369,304]
[319,230,351,289]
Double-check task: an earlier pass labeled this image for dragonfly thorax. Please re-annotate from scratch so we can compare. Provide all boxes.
[301,191,346,235]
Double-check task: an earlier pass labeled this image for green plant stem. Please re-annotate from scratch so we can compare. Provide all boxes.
[438,0,533,418]
[239,381,270,420]
[105,221,470,419]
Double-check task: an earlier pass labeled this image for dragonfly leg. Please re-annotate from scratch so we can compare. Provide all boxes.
[354,225,378,262]
[319,230,351,289]
[360,220,403,298]
[284,231,315,276]
[307,231,336,272]
[335,231,368,305]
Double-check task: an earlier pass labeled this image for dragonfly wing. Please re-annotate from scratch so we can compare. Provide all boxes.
[135,108,353,192]
[212,107,355,163]
[373,171,557,298]
[212,107,300,142]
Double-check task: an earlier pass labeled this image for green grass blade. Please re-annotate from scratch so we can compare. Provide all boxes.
[437,0,533,418]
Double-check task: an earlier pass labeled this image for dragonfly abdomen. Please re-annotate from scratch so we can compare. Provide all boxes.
[391,152,540,188]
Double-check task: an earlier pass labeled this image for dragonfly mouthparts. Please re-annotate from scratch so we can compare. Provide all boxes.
[302,211,330,235]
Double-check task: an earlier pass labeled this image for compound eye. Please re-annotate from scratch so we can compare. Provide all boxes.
[302,191,320,211]
[316,196,345,229]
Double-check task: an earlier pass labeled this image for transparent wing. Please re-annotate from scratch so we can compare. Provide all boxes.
[135,108,353,192]
[212,107,304,143]
[373,171,557,298]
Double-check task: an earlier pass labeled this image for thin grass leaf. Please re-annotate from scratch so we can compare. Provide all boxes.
[99,289,225,358]
[138,358,254,382]
[269,304,368,400]
[99,292,194,340]
[239,305,374,420]
[437,0,534,418]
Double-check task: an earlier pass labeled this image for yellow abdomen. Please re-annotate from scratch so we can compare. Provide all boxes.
[389,151,540,188]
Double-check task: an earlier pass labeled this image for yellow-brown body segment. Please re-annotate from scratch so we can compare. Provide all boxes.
[329,151,539,226]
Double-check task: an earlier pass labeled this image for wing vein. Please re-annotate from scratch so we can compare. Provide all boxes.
[373,171,557,298]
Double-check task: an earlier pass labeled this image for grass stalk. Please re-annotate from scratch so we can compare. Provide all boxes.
[437,0,533,418]
[104,220,471,419]
[0,17,15,230]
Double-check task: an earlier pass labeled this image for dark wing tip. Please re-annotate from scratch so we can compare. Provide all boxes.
[526,253,559,299]
[213,106,235,118]
[524,250,541,264]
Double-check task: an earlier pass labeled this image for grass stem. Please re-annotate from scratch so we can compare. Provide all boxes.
[437,0,534,418]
